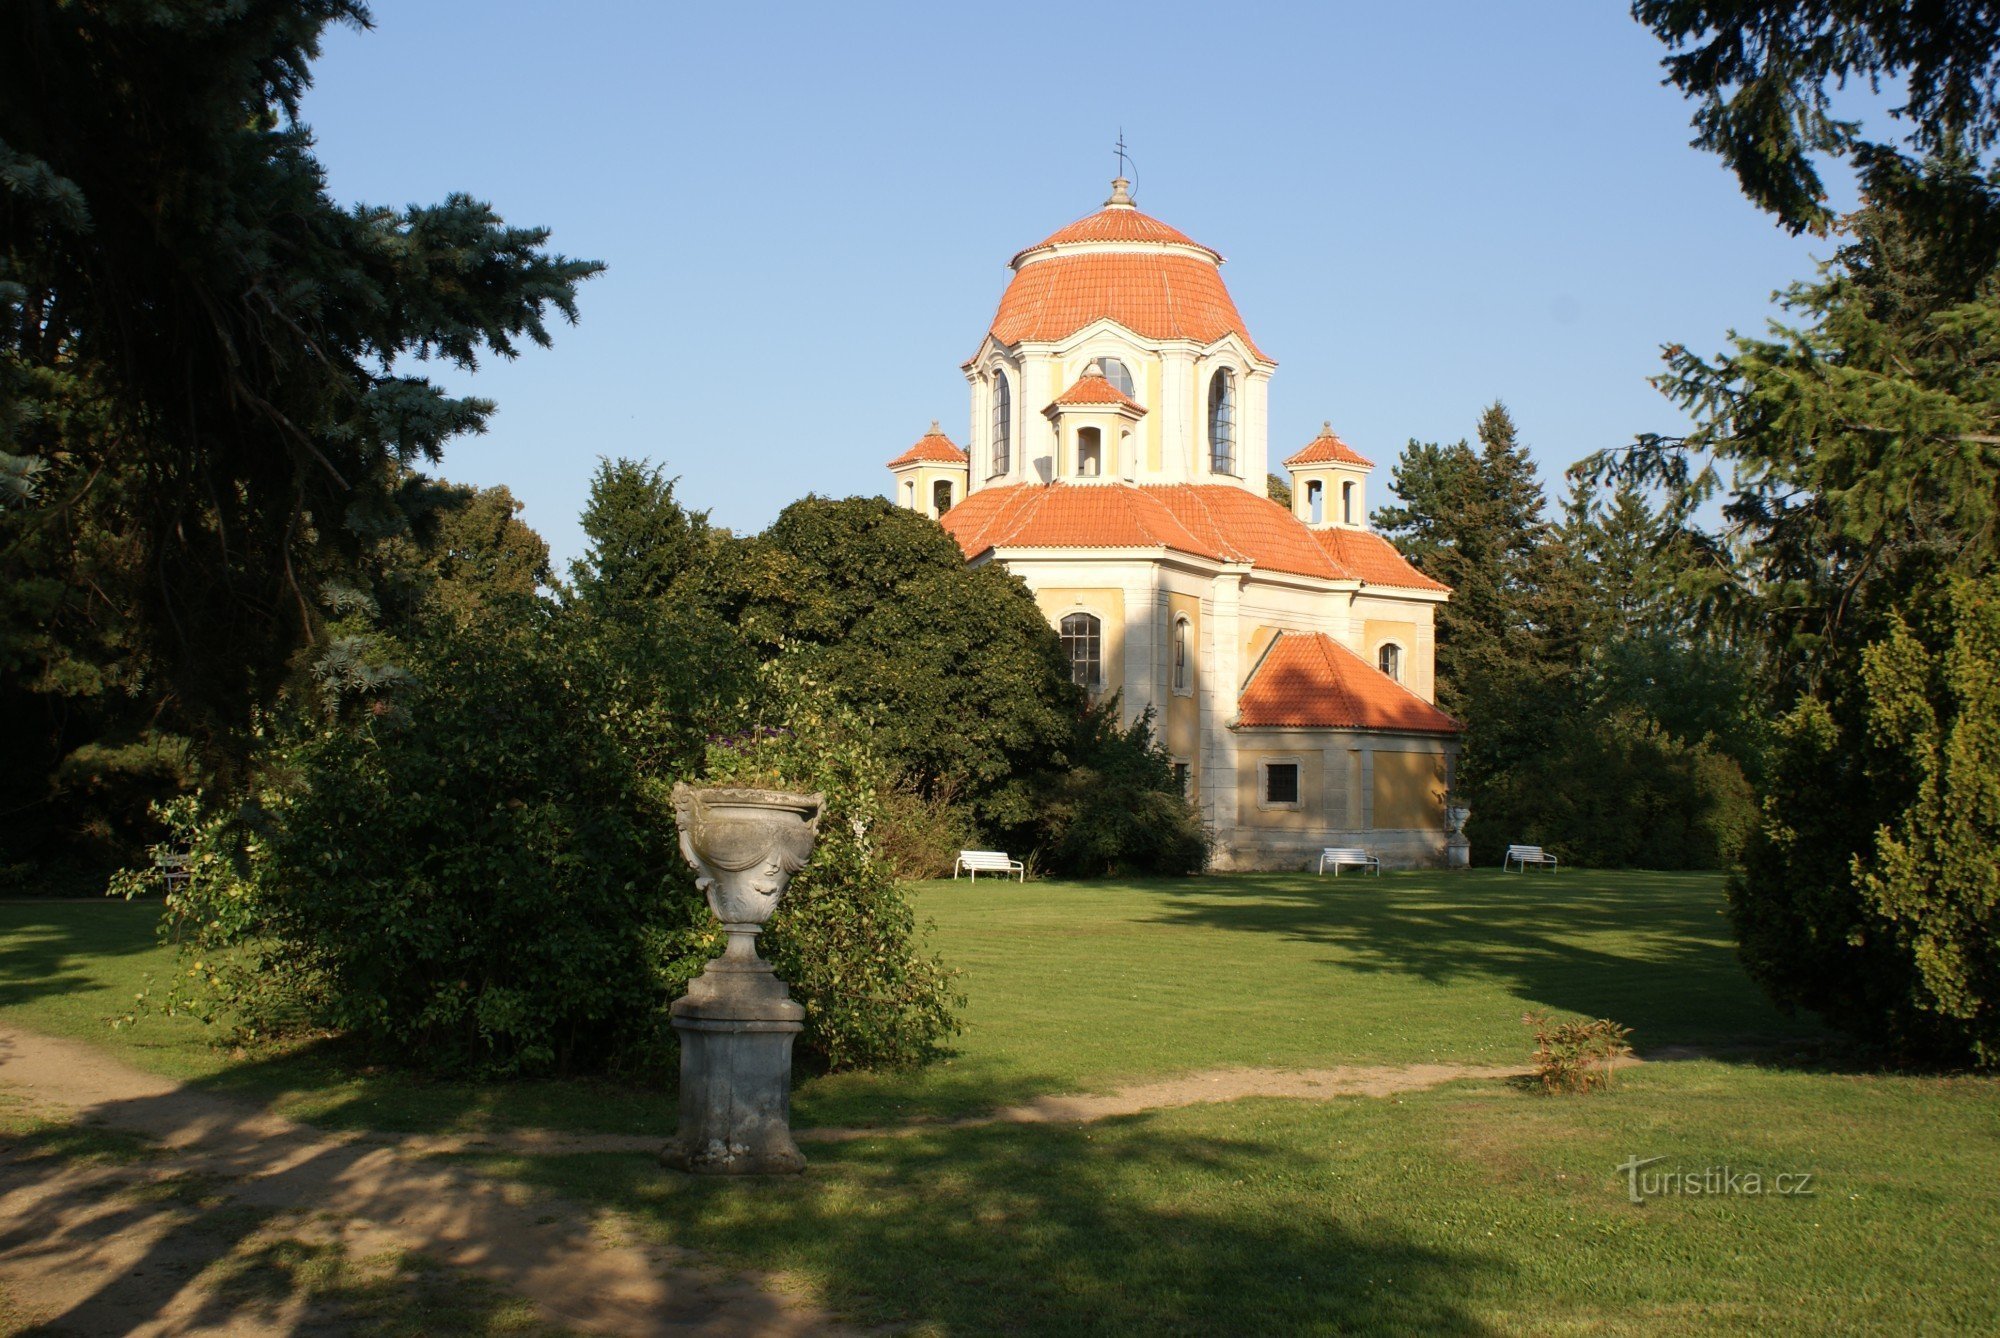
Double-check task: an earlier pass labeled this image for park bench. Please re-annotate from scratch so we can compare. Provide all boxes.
[1504,843,1560,872]
[954,850,1025,882]
[1318,847,1380,876]
[156,848,193,895]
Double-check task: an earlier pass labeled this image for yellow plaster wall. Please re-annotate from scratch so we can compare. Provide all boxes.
[1363,619,1417,671]
[1239,624,1281,682]
[1371,751,1448,830]
[1034,587,1125,693]
[1165,592,1201,772]
[1235,748,1324,830]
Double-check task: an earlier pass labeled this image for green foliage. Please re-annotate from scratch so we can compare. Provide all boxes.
[1635,0,2000,232]
[702,667,962,1070]
[1585,115,2000,1056]
[0,0,598,754]
[723,495,1081,832]
[564,460,757,781]
[132,606,710,1077]
[1028,702,1209,877]
[1736,577,2000,1066]
[1521,1009,1633,1094]
[1265,472,1292,509]
[1475,709,1756,872]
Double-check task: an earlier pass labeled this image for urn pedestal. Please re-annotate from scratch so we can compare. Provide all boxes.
[1445,805,1472,870]
[664,942,807,1175]
[663,784,822,1177]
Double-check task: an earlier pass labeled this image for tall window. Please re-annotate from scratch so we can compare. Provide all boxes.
[1342,480,1355,525]
[1173,616,1192,693]
[1077,427,1102,476]
[1171,760,1191,795]
[1059,613,1102,688]
[1378,643,1402,682]
[1208,368,1236,474]
[991,369,1012,476]
[1095,357,1136,398]
[1306,480,1323,525]
[932,480,953,515]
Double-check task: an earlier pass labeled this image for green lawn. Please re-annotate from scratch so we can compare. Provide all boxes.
[5,873,1998,1334]
[3,871,1809,1131]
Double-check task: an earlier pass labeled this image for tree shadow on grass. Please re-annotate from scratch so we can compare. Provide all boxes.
[506,1118,1510,1337]
[0,900,165,1015]
[1141,870,1832,1059]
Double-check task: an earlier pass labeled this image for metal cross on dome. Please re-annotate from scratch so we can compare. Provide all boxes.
[1114,130,1133,183]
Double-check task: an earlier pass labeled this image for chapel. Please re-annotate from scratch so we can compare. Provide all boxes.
[886,177,1463,870]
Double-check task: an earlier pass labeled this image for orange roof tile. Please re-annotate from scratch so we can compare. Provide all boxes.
[1048,373,1146,415]
[940,484,1336,579]
[886,423,968,469]
[1311,528,1450,593]
[1010,204,1219,265]
[1237,632,1462,734]
[1285,423,1375,468]
[988,251,1265,359]
[941,483,1451,594]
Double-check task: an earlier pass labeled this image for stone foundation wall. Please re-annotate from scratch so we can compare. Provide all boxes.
[1208,826,1450,873]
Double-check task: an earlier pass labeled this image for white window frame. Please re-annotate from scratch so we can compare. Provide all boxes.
[990,366,1013,479]
[1207,365,1238,476]
[1059,610,1106,690]
[1377,642,1403,683]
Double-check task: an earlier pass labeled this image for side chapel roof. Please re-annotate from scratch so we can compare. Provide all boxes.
[1237,632,1463,733]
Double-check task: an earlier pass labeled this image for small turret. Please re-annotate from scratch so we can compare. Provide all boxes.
[886,421,970,519]
[1284,422,1374,530]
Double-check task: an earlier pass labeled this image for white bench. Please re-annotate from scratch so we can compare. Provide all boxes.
[954,850,1024,882]
[1318,847,1380,876]
[1504,844,1560,872]
[156,849,192,895]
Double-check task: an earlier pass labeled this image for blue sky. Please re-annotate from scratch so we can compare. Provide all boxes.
[299,1,1830,569]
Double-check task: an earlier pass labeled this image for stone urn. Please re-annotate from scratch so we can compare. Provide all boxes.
[663,783,823,1176]
[1445,803,1472,870]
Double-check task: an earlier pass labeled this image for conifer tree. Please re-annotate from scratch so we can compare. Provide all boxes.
[0,1,600,750]
[1598,11,2000,1061]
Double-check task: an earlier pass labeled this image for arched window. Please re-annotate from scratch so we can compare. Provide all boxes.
[1342,480,1355,525]
[1306,480,1323,525]
[1059,613,1102,688]
[903,479,915,508]
[1208,368,1236,475]
[1173,616,1193,693]
[991,369,1012,476]
[1378,643,1402,682]
[1076,427,1102,477]
[932,479,953,515]
[1095,357,1136,398]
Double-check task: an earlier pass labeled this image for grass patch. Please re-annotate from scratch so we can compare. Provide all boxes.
[3,872,1821,1134]
[4,872,1996,1332]
[484,1061,2000,1335]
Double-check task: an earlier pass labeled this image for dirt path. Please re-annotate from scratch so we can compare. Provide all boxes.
[0,1023,1549,1333]
[0,1025,846,1336]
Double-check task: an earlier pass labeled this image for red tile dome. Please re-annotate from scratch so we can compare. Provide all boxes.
[982,181,1264,359]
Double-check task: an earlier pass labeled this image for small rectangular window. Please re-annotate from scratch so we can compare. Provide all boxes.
[1265,762,1299,805]
[1171,761,1191,795]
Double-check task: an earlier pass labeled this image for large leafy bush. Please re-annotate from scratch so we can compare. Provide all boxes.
[143,604,711,1077]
